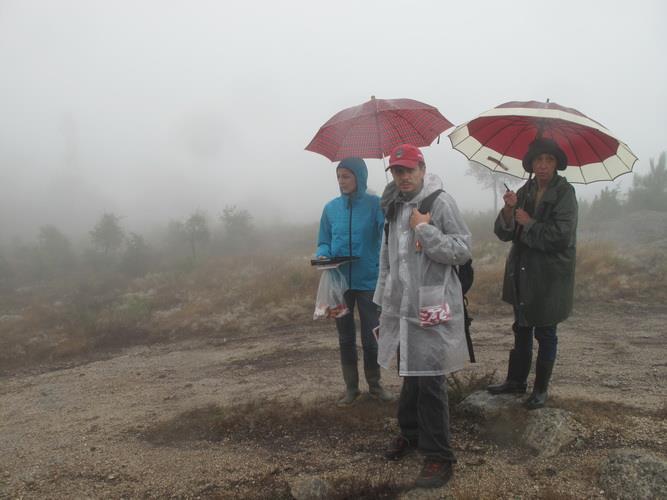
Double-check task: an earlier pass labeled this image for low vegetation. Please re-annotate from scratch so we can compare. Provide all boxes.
[2,209,667,376]
[2,193,666,497]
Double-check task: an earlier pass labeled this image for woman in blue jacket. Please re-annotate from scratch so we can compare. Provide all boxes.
[316,157,392,406]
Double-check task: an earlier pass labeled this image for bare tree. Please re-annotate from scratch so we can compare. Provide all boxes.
[466,161,522,213]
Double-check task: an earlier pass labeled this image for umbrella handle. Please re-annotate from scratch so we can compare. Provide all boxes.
[513,172,533,241]
[519,173,533,210]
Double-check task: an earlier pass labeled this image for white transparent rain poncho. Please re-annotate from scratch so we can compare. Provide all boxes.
[374,173,472,376]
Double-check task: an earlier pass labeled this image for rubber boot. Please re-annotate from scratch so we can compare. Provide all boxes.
[524,359,554,410]
[364,365,394,402]
[337,364,361,407]
[487,349,532,394]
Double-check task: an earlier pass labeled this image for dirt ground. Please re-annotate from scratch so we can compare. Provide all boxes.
[1,304,666,499]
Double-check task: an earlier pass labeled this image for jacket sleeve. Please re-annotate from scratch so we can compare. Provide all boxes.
[494,210,515,241]
[495,182,529,242]
[376,200,385,241]
[372,198,388,305]
[415,193,472,266]
[316,207,332,257]
[373,236,389,306]
[520,184,577,252]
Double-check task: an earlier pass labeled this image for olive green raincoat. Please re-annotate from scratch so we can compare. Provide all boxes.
[494,174,577,326]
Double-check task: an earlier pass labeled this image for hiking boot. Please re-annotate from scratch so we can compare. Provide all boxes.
[337,388,361,407]
[487,348,531,395]
[525,359,554,410]
[524,390,548,409]
[384,435,415,461]
[487,379,527,394]
[337,364,361,407]
[414,460,453,489]
[364,365,395,402]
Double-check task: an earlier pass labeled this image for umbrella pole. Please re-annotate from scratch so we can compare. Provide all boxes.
[370,96,389,183]
[520,172,533,210]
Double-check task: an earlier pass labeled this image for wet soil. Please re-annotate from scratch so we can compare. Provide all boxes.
[1,304,665,499]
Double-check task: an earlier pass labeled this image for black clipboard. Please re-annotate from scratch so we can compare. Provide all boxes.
[310,256,359,269]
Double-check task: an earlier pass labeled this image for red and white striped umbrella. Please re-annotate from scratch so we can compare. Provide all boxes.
[306,96,453,162]
[449,100,637,184]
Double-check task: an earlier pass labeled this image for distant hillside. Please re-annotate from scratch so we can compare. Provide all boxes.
[580,210,667,247]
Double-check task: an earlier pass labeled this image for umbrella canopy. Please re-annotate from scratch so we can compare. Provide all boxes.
[306,96,453,162]
[449,100,638,184]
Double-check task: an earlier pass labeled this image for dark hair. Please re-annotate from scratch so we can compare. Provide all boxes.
[522,138,567,172]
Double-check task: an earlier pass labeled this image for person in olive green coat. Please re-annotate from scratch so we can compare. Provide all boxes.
[487,138,577,409]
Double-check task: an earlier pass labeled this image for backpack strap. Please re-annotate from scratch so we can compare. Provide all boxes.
[384,189,445,245]
[418,189,444,215]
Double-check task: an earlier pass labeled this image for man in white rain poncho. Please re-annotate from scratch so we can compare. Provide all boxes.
[374,144,471,490]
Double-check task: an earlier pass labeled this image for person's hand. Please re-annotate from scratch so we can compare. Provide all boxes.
[515,208,533,226]
[410,208,430,229]
[503,190,518,208]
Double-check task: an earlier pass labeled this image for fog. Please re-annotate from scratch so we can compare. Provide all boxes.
[1,0,665,243]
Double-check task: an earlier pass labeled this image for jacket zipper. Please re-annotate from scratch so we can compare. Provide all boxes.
[348,197,353,288]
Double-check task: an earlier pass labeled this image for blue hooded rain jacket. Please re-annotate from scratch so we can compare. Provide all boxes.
[316,158,384,291]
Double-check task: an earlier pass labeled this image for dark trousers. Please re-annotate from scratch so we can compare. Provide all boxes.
[397,375,456,463]
[335,290,379,368]
[514,322,558,363]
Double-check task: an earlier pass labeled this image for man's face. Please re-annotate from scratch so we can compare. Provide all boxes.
[337,167,357,194]
[531,153,558,184]
[390,165,425,193]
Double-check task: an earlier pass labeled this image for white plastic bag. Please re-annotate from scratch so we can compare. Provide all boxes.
[418,285,452,327]
[313,268,349,320]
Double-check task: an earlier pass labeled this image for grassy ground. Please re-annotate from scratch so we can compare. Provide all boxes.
[1,231,666,497]
[2,241,666,376]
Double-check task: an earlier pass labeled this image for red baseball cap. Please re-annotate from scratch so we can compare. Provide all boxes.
[386,144,425,170]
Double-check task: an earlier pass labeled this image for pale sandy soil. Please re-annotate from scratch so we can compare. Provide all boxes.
[1,304,665,499]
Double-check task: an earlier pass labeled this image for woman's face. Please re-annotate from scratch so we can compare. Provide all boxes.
[337,168,357,194]
[532,153,558,184]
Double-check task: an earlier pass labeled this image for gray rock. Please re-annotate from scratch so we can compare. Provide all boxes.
[0,314,23,323]
[522,408,585,457]
[457,390,524,420]
[289,477,332,500]
[599,449,667,500]
[460,392,587,457]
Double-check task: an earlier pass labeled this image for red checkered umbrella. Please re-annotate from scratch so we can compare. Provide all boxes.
[449,100,637,184]
[305,96,453,162]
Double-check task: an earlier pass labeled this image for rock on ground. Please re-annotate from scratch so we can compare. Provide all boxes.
[457,390,524,419]
[523,408,585,457]
[289,476,332,500]
[459,391,586,457]
[598,448,667,500]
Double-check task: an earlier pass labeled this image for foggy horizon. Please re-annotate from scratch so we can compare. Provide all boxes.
[1,0,665,244]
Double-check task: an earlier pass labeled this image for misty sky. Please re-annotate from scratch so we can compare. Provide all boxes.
[1,0,665,243]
